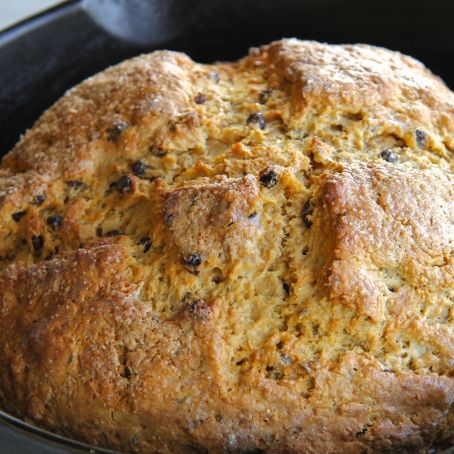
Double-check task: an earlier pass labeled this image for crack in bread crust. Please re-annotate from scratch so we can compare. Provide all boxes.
[0,39,453,453]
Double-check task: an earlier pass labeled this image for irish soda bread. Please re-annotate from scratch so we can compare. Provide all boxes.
[0,39,453,453]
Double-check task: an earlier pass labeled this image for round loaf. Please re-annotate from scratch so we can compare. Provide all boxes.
[0,39,453,453]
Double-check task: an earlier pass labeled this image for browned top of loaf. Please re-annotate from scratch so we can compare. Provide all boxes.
[0,39,453,454]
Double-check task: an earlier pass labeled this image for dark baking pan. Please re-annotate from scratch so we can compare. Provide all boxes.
[0,0,453,452]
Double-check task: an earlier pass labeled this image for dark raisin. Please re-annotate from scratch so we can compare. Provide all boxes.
[345,112,363,122]
[248,212,258,219]
[46,214,62,229]
[210,71,220,83]
[32,194,46,206]
[302,246,309,256]
[32,235,44,255]
[65,180,84,188]
[96,227,103,236]
[187,299,209,320]
[105,230,123,237]
[138,236,152,253]
[283,282,290,295]
[259,168,279,188]
[355,426,369,437]
[302,200,313,228]
[114,175,133,194]
[184,253,202,267]
[247,112,266,130]
[107,120,128,142]
[149,146,167,157]
[183,253,202,272]
[312,322,319,336]
[332,124,345,132]
[122,366,132,379]
[265,365,282,380]
[415,129,427,148]
[380,149,399,163]
[12,210,27,222]
[131,160,149,178]
[259,88,272,104]
[236,358,247,366]
[212,267,224,284]
[194,93,207,104]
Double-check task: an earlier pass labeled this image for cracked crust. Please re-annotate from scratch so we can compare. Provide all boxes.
[315,164,454,323]
[0,39,453,453]
[163,175,260,269]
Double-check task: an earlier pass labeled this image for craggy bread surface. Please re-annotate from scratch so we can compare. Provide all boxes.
[0,39,453,453]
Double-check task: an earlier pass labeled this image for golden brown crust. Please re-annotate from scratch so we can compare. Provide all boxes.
[163,175,260,270]
[318,164,454,324]
[0,39,453,453]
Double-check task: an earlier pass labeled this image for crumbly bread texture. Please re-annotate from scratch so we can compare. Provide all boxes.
[0,39,453,453]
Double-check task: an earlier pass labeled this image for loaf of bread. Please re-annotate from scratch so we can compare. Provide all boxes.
[0,39,453,453]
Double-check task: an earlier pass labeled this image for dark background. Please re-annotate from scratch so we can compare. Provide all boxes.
[0,0,454,156]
